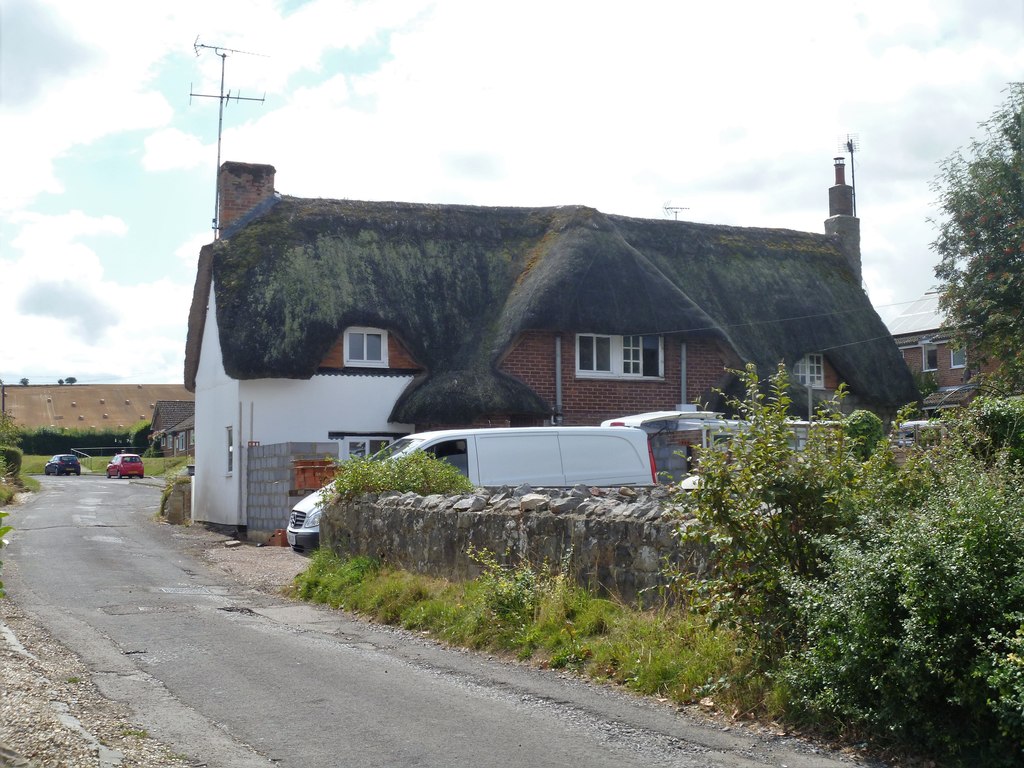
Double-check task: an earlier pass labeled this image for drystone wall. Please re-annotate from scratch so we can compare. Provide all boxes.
[319,484,701,605]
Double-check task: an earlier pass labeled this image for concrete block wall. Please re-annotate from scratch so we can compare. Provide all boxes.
[320,485,703,605]
[246,442,338,532]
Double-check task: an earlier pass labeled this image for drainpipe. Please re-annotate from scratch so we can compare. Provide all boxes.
[237,400,244,529]
[554,336,563,425]
[679,343,687,408]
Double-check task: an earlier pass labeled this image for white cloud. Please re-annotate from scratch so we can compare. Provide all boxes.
[142,128,210,171]
[3,0,1024,384]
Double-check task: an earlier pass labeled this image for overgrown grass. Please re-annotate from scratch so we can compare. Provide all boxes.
[294,548,767,715]
[0,482,13,506]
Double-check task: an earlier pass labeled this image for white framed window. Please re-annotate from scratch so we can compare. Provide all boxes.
[340,436,394,460]
[344,327,388,368]
[794,353,824,389]
[226,426,234,473]
[577,334,612,373]
[950,347,966,369]
[921,343,938,372]
[576,334,663,378]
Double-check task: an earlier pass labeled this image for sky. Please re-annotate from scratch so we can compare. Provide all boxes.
[2,0,1023,386]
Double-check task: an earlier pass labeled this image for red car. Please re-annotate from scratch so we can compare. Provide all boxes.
[106,453,145,479]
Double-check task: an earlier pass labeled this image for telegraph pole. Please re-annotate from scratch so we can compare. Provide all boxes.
[190,37,266,236]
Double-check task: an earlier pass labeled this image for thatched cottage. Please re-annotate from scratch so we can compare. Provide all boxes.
[184,160,916,532]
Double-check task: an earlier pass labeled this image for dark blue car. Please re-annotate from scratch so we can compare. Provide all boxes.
[44,454,81,476]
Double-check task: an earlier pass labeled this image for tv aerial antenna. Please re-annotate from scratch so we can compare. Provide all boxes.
[838,133,860,216]
[190,37,267,235]
[663,202,689,220]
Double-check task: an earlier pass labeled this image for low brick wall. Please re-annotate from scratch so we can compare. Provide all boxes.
[320,485,700,605]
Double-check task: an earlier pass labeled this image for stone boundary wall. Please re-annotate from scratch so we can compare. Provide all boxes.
[320,484,701,605]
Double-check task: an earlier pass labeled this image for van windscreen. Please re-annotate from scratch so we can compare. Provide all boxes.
[371,437,422,460]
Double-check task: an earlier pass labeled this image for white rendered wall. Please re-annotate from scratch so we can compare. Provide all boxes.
[238,375,414,445]
[192,282,416,527]
[192,284,242,527]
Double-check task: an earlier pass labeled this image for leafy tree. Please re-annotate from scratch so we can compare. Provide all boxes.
[932,84,1024,391]
[65,377,77,385]
[58,379,65,386]
[0,410,17,447]
[19,378,28,386]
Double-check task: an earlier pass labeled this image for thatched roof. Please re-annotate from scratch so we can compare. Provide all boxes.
[184,196,916,423]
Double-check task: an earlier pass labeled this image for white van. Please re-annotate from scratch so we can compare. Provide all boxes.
[384,426,656,487]
[286,426,656,551]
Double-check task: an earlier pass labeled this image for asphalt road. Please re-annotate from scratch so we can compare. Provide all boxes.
[3,476,872,767]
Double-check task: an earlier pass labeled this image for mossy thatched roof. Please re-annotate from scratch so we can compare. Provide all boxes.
[184,196,916,423]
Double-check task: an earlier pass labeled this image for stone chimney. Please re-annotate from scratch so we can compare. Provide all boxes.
[824,156,861,280]
[217,162,276,232]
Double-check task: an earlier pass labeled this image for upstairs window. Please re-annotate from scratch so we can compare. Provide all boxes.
[794,353,824,389]
[921,343,938,372]
[950,347,967,369]
[578,334,612,374]
[345,327,388,367]
[576,334,663,378]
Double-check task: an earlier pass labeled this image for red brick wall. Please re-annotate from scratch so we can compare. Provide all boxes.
[388,334,420,369]
[898,342,997,387]
[686,341,729,404]
[500,331,727,425]
[318,331,421,370]
[218,162,276,230]
[824,358,840,390]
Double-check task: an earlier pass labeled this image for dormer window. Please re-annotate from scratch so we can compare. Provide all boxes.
[794,353,824,389]
[345,327,388,368]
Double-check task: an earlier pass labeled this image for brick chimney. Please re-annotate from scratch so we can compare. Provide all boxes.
[824,157,861,280]
[217,162,276,232]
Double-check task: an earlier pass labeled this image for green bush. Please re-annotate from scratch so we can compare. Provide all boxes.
[844,409,884,460]
[671,363,860,657]
[966,395,1024,465]
[329,450,474,501]
[0,411,18,447]
[784,450,1024,765]
[669,366,1024,760]
[1,446,23,477]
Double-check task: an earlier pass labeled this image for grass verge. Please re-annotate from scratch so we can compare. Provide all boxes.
[293,548,772,717]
